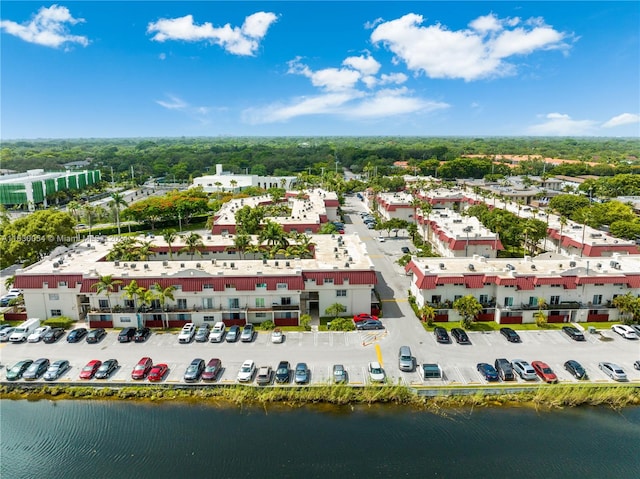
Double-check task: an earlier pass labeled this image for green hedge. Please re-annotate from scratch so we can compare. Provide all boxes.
[43,316,75,329]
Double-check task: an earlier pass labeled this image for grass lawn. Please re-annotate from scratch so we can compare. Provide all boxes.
[421,321,567,333]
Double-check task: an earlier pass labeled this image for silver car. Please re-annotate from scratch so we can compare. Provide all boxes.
[511,359,537,380]
[598,362,627,381]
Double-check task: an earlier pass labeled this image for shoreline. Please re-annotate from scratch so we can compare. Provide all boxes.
[2,383,639,411]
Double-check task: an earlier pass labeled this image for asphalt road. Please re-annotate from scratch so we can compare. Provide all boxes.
[1,194,639,386]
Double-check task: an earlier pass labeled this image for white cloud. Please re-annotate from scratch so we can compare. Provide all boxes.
[0,4,89,49]
[527,113,598,136]
[147,11,278,56]
[343,54,381,75]
[155,94,214,125]
[344,88,448,119]
[602,113,640,128]
[156,94,188,110]
[370,12,572,81]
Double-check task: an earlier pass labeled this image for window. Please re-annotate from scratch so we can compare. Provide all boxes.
[99,315,111,321]
[454,295,462,302]
[276,283,288,290]
[325,278,334,284]
[256,283,267,289]
[203,298,214,309]
[431,295,441,304]
[58,281,67,287]
[120,316,131,323]
[225,283,236,289]
[174,285,183,291]
[98,299,108,308]
[550,296,560,305]
[255,313,267,319]
[592,295,602,305]
[504,297,514,307]
[336,290,347,297]
[51,309,62,317]
[203,316,215,322]
[151,300,160,310]
[529,297,537,306]
[124,299,135,309]
[203,284,214,290]
[281,297,291,306]
[479,294,489,304]
[152,314,162,321]
[177,314,188,321]
[48,294,59,301]
[229,298,240,309]
[177,298,187,309]
[255,298,265,308]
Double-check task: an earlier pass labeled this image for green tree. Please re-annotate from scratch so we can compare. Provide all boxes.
[122,280,142,311]
[418,304,436,326]
[325,302,347,319]
[328,317,356,331]
[162,229,178,259]
[181,232,205,260]
[233,232,252,259]
[110,192,127,236]
[91,275,122,312]
[300,313,312,331]
[612,293,640,324]
[453,295,483,329]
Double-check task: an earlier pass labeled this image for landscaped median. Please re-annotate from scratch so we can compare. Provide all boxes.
[1,382,638,410]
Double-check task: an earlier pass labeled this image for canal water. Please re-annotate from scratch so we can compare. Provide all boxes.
[1,400,639,478]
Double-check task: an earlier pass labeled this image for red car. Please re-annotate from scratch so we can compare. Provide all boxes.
[131,357,153,380]
[201,358,222,381]
[79,359,102,380]
[353,313,378,323]
[532,361,558,384]
[148,363,168,382]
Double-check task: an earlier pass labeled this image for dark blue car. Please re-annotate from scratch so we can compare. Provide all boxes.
[477,363,499,381]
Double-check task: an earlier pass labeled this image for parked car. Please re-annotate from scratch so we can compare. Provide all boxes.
[356,319,384,330]
[240,323,255,342]
[148,364,168,382]
[611,324,638,340]
[209,322,226,342]
[398,346,414,372]
[42,327,65,343]
[226,325,240,342]
[66,328,88,343]
[0,292,21,306]
[79,360,102,379]
[511,359,537,380]
[23,358,49,380]
[598,362,627,381]
[27,326,51,343]
[194,324,211,342]
[532,361,558,383]
[256,366,273,386]
[201,358,222,381]
[43,359,70,381]
[6,360,34,381]
[131,357,153,380]
[94,359,119,379]
[294,362,309,384]
[178,323,196,343]
[271,328,284,344]
[634,360,640,371]
[86,328,107,344]
[499,327,521,343]
[353,313,378,323]
[494,358,515,381]
[368,361,386,383]
[275,361,291,383]
[237,360,256,382]
[564,360,587,380]
[476,363,499,381]
[377,236,385,243]
[118,327,136,343]
[133,327,151,343]
[434,327,450,344]
[562,326,585,341]
[184,358,205,382]
[451,328,471,344]
[0,328,16,342]
[401,246,411,254]
[333,364,347,384]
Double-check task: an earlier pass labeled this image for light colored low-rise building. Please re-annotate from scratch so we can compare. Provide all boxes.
[406,253,639,325]
[14,233,377,328]
[192,164,296,193]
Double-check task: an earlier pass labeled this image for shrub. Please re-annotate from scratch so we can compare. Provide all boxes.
[261,320,275,330]
[43,316,75,329]
[328,317,356,331]
[300,314,312,331]
[534,311,548,328]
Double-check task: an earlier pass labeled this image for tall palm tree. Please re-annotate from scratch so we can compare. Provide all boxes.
[233,232,252,259]
[91,275,122,312]
[181,232,204,260]
[259,220,288,250]
[138,240,155,261]
[162,229,178,259]
[122,280,142,312]
[67,200,81,222]
[110,192,127,236]
[153,283,176,329]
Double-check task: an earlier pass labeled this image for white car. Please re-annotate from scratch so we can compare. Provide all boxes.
[598,362,627,381]
[611,324,638,340]
[0,328,16,342]
[237,360,256,382]
[178,323,196,343]
[27,326,51,343]
[271,328,284,344]
[377,237,385,243]
[209,321,226,343]
[511,359,538,380]
[368,361,386,383]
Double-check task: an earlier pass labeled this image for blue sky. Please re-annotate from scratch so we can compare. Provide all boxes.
[1,1,639,139]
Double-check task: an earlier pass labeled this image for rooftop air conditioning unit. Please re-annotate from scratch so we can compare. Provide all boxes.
[180,263,185,268]
[211,259,216,265]
[53,262,59,268]
[274,261,279,267]
[196,263,202,268]
[163,261,168,266]
[144,264,149,269]
[531,264,536,270]
[130,264,136,269]
[345,262,350,268]
[439,263,445,270]
[468,264,475,271]
[230,263,235,268]
[115,261,120,267]
[285,261,290,267]
[123,263,128,268]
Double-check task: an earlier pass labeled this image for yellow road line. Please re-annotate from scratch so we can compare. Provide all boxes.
[375,343,383,367]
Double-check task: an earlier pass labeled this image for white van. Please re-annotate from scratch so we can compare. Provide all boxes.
[9,318,41,343]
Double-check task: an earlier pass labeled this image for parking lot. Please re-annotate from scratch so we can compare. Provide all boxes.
[1,325,639,387]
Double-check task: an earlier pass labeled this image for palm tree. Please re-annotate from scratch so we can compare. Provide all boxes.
[110,192,127,236]
[419,304,436,325]
[181,232,204,260]
[153,283,176,329]
[162,229,178,259]
[233,233,252,259]
[91,275,122,312]
[122,280,142,312]
[67,200,81,222]
[259,220,289,250]
[4,275,16,291]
